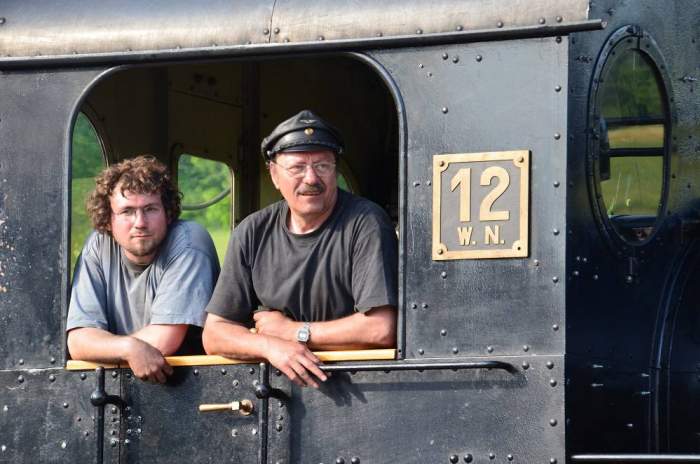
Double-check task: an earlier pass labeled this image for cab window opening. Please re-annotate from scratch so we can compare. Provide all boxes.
[66,54,401,367]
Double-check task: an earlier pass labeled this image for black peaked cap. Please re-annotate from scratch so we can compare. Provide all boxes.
[261,110,344,160]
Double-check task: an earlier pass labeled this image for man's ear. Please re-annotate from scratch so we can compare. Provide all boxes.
[269,164,281,191]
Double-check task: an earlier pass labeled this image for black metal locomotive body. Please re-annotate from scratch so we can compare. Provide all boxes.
[0,1,698,462]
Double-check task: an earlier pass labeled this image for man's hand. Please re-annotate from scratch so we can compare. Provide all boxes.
[123,337,174,384]
[254,310,299,341]
[263,336,327,388]
[204,313,327,388]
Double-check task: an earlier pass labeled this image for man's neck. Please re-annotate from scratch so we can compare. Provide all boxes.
[123,250,155,266]
[288,211,332,234]
[287,195,338,234]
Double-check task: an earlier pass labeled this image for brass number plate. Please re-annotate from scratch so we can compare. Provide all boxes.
[432,150,530,260]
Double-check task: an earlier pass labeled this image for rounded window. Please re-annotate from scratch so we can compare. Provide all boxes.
[589,27,670,246]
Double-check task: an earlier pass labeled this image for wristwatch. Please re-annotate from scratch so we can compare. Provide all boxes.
[296,322,311,343]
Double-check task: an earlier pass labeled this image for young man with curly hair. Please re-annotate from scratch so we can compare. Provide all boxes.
[67,155,219,383]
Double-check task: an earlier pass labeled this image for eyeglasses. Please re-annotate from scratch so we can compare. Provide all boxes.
[271,161,336,178]
[112,205,163,221]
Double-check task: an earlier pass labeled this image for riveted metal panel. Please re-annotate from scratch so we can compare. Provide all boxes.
[0,368,120,463]
[565,0,700,456]
[0,68,106,370]
[0,1,589,61]
[0,0,274,58]
[268,356,565,464]
[119,364,262,463]
[270,0,589,43]
[371,37,568,358]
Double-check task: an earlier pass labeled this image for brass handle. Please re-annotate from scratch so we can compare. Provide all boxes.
[198,399,254,415]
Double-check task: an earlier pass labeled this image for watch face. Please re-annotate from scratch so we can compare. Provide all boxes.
[297,325,310,343]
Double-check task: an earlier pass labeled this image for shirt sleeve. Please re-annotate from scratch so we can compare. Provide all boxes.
[149,247,219,328]
[351,204,399,312]
[66,235,109,331]
[205,229,259,325]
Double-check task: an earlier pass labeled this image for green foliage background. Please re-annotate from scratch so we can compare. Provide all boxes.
[178,154,232,263]
[71,113,104,269]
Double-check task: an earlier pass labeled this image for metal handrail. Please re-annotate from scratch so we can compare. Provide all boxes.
[318,359,515,373]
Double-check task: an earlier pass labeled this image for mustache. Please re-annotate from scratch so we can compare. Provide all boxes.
[297,183,325,194]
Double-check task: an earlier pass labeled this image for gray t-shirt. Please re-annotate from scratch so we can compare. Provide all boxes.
[206,189,398,324]
[67,220,220,336]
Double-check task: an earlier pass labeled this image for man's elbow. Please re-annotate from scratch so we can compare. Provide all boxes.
[202,318,222,355]
[66,330,81,359]
[372,322,396,348]
[366,308,397,348]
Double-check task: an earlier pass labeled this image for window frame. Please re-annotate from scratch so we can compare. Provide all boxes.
[587,25,674,251]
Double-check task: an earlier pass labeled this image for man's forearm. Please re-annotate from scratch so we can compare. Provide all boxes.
[130,324,188,356]
[67,327,138,363]
[202,315,269,360]
[253,306,397,351]
[306,306,396,350]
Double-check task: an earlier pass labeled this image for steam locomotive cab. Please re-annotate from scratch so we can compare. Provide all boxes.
[0,0,698,463]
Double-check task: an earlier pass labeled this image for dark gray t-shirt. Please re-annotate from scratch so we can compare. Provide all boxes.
[206,189,398,324]
[67,220,220,335]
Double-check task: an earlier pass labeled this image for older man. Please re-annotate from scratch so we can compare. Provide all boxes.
[67,156,219,383]
[203,110,398,388]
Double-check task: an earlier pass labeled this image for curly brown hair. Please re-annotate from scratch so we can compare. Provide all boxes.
[86,155,181,234]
